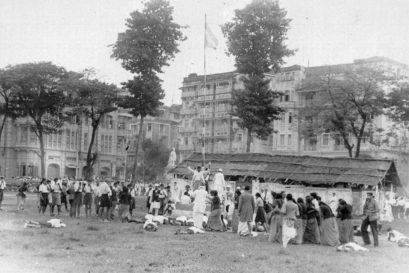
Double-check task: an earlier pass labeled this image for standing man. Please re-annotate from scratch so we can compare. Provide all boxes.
[190,185,209,229]
[98,180,112,222]
[93,180,100,216]
[361,192,380,247]
[0,176,6,210]
[213,169,226,202]
[83,181,93,218]
[238,185,256,236]
[50,178,63,216]
[187,166,206,191]
[72,179,84,218]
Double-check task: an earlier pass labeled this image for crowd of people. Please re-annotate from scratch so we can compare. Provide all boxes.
[0,168,403,249]
[7,177,146,222]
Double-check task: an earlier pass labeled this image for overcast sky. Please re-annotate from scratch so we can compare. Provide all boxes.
[1,0,409,105]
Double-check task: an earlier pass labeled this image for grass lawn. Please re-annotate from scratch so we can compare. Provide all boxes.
[1,193,409,273]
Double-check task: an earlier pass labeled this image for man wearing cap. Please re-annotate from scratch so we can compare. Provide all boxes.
[0,176,6,210]
[213,169,226,204]
[361,192,380,247]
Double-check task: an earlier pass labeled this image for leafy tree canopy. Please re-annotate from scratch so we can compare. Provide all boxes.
[111,0,186,74]
[222,0,294,75]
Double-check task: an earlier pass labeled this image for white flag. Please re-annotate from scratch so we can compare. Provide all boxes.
[205,23,218,50]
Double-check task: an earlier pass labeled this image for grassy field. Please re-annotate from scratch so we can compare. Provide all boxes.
[1,193,409,273]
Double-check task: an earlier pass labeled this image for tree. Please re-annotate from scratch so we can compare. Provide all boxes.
[232,75,284,151]
[137,139,169,181]
[385,83,409,150]
[120,74,164,182]
[66,73,119,180]
[111,0,185,74]
[6,62,69,177]
[299,66,387,158]
[111,0,185,182]
[222,0,294,152]
[0,69,21,148]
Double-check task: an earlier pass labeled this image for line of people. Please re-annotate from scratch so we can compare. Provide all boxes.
[34,178,142,222]
[232,188,380,248]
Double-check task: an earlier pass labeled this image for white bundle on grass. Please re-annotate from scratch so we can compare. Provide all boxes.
[337,242,369,252]
[176,216,187,225]
[153,215,168,225]
[143,220,158,232]
[188,226,205,234]
[186,218,195,226]
[145,214,154,221]
[47,219,66,228]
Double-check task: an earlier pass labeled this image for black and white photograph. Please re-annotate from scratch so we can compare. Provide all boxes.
[1,0,409,272]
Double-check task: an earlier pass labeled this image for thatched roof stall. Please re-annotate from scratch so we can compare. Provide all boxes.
[172,153,402,190]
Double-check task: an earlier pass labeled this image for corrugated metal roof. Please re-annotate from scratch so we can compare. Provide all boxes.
[172,153,399,186]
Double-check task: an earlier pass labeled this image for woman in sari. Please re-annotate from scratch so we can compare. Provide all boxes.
[303,196,321,244]
[337,199,354,244]
[268,192,283,244]
[319,200,340,246]
[255,193,268,232]
[206,190,224,231]
[231,189,241,233]
[293,197,307,244]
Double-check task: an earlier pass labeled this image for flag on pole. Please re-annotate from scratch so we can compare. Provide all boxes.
[205,22,218,50]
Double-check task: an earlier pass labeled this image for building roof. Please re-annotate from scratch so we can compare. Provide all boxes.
[172,152,400,187]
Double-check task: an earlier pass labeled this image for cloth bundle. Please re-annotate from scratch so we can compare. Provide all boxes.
[143,220,158,232]
[336,242,369,252]
[24,219,66,229]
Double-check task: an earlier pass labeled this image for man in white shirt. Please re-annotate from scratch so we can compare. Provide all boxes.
[190,185,209,229]
[39,179,51,214]
[188,166,206,191]
[0,176,6,210]
[71,180,84,218]
[98,180,112,222]
[213,169,226,202]
[50,178,63,216]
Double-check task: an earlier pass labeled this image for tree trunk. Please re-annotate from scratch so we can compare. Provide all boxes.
[132,117,144,183]
[0,115,7,153]
[38,130,46,178]
[85,123,99,180]
[246,128,252,152]
[354,119,367,158]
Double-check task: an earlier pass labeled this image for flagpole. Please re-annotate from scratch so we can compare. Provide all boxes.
[202,14,207,167]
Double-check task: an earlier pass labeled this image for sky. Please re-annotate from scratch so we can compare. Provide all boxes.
[1,0,409,105]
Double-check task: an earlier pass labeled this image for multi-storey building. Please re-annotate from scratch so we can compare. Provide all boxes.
[179,56,409,159]
[0,105,181,179]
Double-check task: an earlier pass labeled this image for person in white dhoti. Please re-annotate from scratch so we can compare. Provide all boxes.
[190,185,209,229]
[213,169,226,203]
[171,181,180,203]
[187,166,206,191]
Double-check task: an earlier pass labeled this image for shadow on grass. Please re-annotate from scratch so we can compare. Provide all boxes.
[87,225,100,231]
[95,248,107,257]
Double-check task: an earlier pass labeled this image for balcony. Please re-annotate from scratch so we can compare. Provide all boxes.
[181,108,196,115]
[179,127,196,133]
[181,91,196,98]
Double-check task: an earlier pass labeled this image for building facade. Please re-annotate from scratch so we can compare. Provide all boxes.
[0,105,181,179]
[179,56,409,159]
